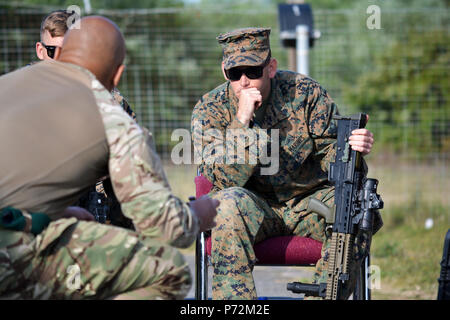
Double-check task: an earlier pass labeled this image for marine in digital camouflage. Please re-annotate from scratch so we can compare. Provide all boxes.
[192,71,338,200]
[0,61,197,299]
[191,27,365,300]
[217,27,271,70]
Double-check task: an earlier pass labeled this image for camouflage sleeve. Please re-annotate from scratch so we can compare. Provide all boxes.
[93,81,199,248]
[305,82,339,173]
[111,87,137,121]
[191,97,268,192]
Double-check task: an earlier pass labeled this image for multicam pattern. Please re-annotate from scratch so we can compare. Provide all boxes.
[111,87,137,121]
[192,70,342,299]
[217,28,272,69]
[25,61,136,228]
[0,63,196,299]
[90,73,199,248]
[89,87,136,228]
[312,228,372,300]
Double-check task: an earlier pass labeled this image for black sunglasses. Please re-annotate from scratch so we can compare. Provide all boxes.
[225,56,271,81]
[41,42,57,59]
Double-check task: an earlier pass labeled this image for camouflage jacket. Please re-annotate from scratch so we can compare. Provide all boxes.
[94,87,136,229]
[191,70,339,203]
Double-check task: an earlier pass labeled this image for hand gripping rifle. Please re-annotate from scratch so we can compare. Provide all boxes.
[287,113,384,299]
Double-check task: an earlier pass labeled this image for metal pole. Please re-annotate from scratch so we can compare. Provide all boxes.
[195,232,208,300]
[296,24,309,76]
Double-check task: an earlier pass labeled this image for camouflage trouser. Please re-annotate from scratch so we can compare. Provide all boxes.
[210,186,335,300]
[0,218,191,299]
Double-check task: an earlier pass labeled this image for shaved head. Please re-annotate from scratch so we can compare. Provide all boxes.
[57,16,126,91]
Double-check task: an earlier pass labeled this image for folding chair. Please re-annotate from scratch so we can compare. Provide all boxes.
[194,174,371,300]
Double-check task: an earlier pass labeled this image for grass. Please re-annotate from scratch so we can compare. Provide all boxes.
[370,204,449,299]
[163,157,450,300]
[368,157,449,299]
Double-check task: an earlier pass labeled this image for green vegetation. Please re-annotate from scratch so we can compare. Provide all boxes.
[371,203,449,299]
[368,160,449,299]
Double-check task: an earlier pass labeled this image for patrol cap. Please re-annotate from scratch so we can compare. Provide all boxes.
[217,27,271,70]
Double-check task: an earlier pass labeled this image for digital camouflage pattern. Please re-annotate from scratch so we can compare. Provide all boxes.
[192,58,374,299]
[209,186,334,300]
[217,28,271,70]
[0,63,197,299]
[192,69,342,299]
[192,71,338,201]
[26,60,135,228]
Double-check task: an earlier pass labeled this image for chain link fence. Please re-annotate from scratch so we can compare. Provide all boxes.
[1,3,449,206]
[1,4,448,159]
[1,2,448,299]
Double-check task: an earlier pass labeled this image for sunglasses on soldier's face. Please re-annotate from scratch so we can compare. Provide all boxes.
[225,56,271,81]
[41,42,57,59]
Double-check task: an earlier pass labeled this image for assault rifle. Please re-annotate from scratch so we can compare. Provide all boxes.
[287,113,383,299]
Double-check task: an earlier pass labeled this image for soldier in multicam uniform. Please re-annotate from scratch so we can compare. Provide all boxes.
[191,28,376,300]
[35,10,135,228]
[0,16,218,299]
